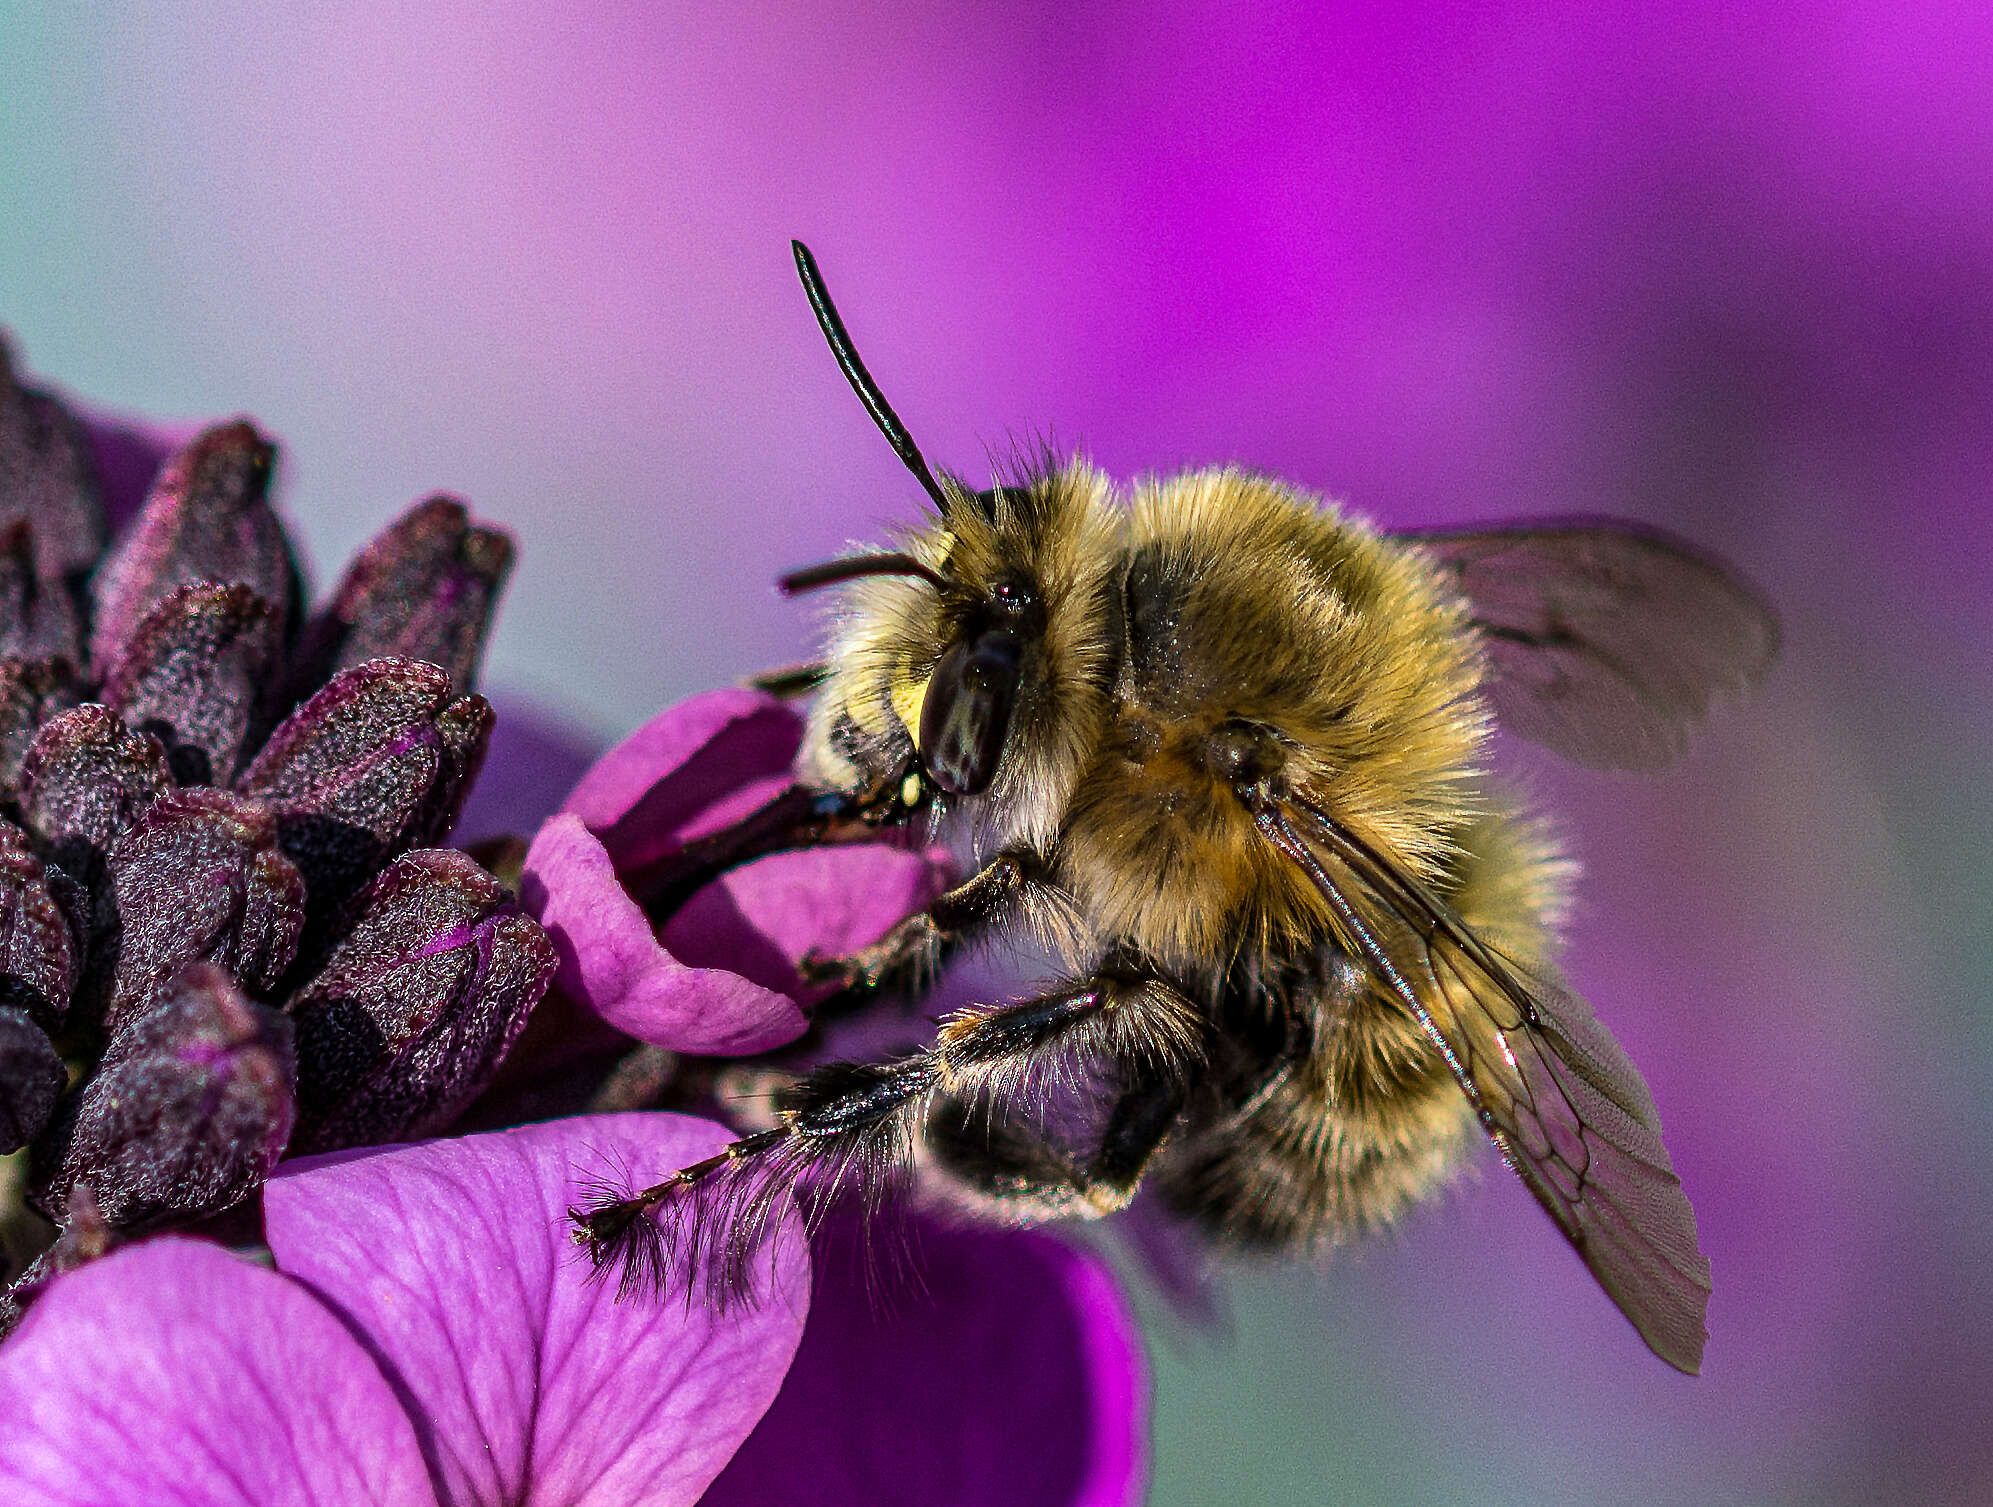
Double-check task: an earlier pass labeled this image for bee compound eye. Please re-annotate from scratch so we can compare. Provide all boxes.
[918,630,1023,795]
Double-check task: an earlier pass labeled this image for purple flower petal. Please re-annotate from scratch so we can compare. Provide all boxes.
[72,409,190,537]
[664,844,952,1001]
[1110,1191,1227,1330]
[265,1113,810,1507]
[561,688,803,873]
[0,1238,437,1507]
[521,814,805,1054]
[705,1216,1149,1507]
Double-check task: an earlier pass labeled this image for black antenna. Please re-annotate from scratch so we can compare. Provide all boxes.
[792,240,952,516]
[779,551,951,596]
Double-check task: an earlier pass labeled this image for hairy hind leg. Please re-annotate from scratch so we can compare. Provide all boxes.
[571,969,1203,1298]
[924,1067,1192,1222]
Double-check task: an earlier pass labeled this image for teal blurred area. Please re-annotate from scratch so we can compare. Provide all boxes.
[5,3,1991,1502]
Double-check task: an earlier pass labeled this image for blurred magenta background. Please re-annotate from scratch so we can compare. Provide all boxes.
[5,4,1991,1503]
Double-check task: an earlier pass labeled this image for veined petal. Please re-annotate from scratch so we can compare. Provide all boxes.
[520,813,806,1054]
[266,1113,810,1507]
[0,1238,437,1507]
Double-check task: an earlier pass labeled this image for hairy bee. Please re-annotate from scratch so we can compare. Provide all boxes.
[574,242,1777,1375]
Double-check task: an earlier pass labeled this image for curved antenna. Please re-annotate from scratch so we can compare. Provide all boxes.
[792,240,952,516]
[779,551,950,596]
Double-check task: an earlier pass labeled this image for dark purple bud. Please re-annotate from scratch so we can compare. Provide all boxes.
[100,789,305,1041]
[0,657,79,798]
[236,657,452,920]
[0,519,83,666]
[289,494,514,703]
[287,849,556,1155]
[87,420,298,681]
[0,818,76,1031]
[101,582,283,786]
[0,1004,65,1154]
[0,336,107,586]
[34,962,294,1229]
[409,692,494,849]
[17,704,171,890]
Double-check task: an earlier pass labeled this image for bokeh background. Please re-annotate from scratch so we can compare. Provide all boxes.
[5,3,1990,1503]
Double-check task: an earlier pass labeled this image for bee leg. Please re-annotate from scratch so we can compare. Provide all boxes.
[798,847,1036,991]
[925,1068,1190,1220]
[573,971,1200,1291]
[628,774,910,920]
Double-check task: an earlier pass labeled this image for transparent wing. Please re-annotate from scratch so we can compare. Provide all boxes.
[1399,519,1780,770]
[1258,796,1712,1372]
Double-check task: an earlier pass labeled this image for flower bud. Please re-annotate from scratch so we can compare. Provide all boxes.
[99,789,305,1041]
[0,518,84,666]
[88,420,296,679]
[237,657,452,922]
[289,494,514,702]
[0,1184,118,1338]
[16,704,171,891]
[34,962,295,1229]
[0,1004,65,1154]
[101,582,283,786]
[410,691,494,850]
[0,336,106,585]
[0,816,76,1031]
[288,849,555,1154]
[0,657,79,799]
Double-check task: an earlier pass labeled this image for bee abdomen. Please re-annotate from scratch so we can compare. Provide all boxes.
[1158,1011,1476,1249]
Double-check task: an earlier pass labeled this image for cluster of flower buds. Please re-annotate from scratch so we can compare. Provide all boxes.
[0,342,555,1313]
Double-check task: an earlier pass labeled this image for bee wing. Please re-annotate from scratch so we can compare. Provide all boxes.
[1258,799,1712,1372]
[1398,519,1779,770]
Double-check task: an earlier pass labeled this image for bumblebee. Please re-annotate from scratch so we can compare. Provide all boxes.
[575,243,1778,1375]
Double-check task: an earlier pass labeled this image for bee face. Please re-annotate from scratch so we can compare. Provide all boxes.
[809,465,1123,850]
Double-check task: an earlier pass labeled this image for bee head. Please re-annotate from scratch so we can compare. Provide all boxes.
[909,546,1041,795]
[785,243,1122,838]
[886,474,1118,808]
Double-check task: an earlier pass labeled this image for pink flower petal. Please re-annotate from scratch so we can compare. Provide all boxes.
[562,688,803,873]
[265,1114,810,1507]
[520,813,807,1054]
[0,1238,437,1507]
[704,1217,1149,1507]
[664,845,953,1000]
